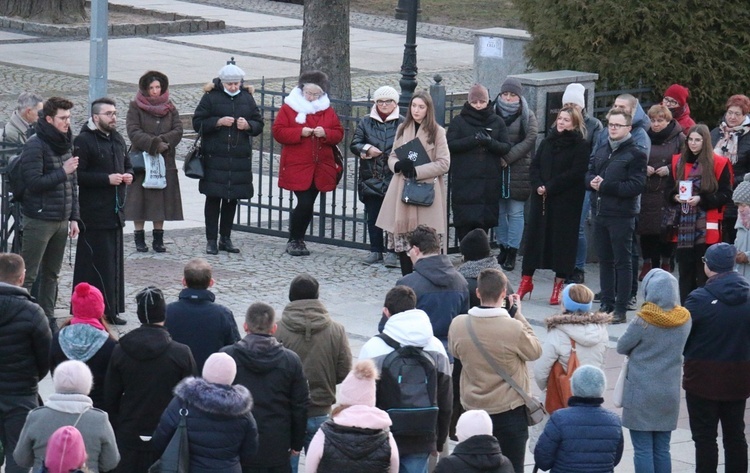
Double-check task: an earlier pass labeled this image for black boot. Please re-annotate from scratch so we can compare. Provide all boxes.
[219,235,240,253]
[106,314,127,326]
[152,229,166,253]
[502,247,518,271]
[206,240,218,255]
[497,244,508,265]
[134,230,148,252]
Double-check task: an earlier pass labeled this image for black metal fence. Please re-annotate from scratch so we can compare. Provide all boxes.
[0,141,23,253]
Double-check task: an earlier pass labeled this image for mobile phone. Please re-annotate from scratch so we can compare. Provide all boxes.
[504,296,518,318]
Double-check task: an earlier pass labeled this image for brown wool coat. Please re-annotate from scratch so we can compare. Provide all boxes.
[123,101,184,222]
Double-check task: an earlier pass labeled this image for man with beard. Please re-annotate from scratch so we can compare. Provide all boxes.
[19,96,80,333]
[72,98,133,325]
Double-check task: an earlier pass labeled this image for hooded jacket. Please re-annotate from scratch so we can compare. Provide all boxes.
[434,435,514,473]
[50,324,117,409]
[359,309,453,456]
[221,333,310,469]
[305,405,398,473]
[0,282,51,395]
[274,299,351,416]
[103,325,196,448]
[13,393,120,473]
[152,377,258,473]
[683,271,750,401]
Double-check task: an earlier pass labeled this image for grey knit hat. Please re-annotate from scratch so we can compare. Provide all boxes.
[733,173,750,205]
[571,365,606,398]
[642,268,679,310]
[501,77,523,97]
[218,63,245,83]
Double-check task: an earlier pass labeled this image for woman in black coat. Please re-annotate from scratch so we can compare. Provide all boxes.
[447,84,511,242]
[192,61,264,255]
[152,353,258,473]
[519,107,589,305]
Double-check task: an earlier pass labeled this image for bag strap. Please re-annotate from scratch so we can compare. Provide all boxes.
[376,333,401,350]
[465,316,535,406]
[71,407,91,428]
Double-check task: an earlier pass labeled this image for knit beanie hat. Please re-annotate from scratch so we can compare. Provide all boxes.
[53,360,93,395]
[289,273,320,301]
[136,286,166,324]
[203,352,237,385]
[562,83,586,109]
[70,282,106,330]
[468,83,489,103]
[298,70,330,94]
[704,243,737,273]
[570,365,606,398]
[218,63,245,82]
[664,84,689,107]
[459,228,491,261]
[733,173,750,205]
[456,409,493,442]
[338,359,378,407]
[642,268,679,310]
[44,426,87,473]
[500,77,523,97]
[373,86,399,103]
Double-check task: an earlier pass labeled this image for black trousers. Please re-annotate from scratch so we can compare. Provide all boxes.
[289,185,320,241]
[490,406,528,473]
[594,215,635,314]
[640,234,674,267]
[204,197,237,240]
[686,392,748,473]
[675,243,708,304]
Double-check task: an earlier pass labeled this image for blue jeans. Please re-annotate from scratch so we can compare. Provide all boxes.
[630,430,672,473]
[490,406,528,473]
[399,453,430,473]
[575,191,591,269]
[290,415,329,473]
[363,196,385,253]
[496,198,525,249]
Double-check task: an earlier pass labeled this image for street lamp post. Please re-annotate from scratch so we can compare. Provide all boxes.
[89,0,108,103]
[398,0,419,109]
[394,0,421,20]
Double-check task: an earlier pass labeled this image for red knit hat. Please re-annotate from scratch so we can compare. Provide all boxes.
[664,84,689,107]
[44,426,87,473]
[71,283,105,321]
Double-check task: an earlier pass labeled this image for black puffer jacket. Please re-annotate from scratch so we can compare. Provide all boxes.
[222,333,310,469]
[192,79,264,199]
[448,103,511,228]
[317,421,391,473]
[586,137,647,218]
[152,377,258,473]
[72,121,132,230]
[350,107,403,202]
[435,435,514,473]
[0,283,51,395]
[20,119,79,222]
[710,124,750,220]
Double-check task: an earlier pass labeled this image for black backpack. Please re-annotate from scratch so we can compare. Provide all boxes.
[5,152,26,203]
[375,333,439,436]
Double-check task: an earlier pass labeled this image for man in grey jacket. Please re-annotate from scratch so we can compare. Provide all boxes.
[2,92,43,146]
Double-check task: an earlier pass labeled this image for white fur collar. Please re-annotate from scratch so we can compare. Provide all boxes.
[468,306,511,318]
[284,87,331,124]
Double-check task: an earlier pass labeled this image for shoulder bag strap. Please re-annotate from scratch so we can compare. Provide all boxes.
[376,332,401,350]
[72,406,91,428]
[465,316,534,405]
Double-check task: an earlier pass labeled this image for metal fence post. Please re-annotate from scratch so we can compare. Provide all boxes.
[430,74,446,126]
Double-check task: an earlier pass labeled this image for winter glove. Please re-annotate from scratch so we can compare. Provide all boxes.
[395,159,417,178]
[475,130,492,147]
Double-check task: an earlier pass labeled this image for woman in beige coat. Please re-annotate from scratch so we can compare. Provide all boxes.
[376,90,450,274]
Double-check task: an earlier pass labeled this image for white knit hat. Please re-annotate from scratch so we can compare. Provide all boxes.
[338,359,378,407]
[373,86,399,103]
[456,409,493,442]
[53,360,93,395]
[218,64,245,82]
[203,353,237,385]
[562,83,586,109]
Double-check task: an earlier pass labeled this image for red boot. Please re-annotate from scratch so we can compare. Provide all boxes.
[549,277,564,305]
[518,275,534,300]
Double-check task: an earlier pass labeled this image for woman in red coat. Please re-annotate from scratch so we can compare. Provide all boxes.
[273,71,344,256]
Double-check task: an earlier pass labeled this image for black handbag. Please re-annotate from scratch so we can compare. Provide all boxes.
[129,149,146,174]
[332,145,344,185]
[183,130,204,179]
[148,407,190,473]
[361,177,390,199]
[401,177,436,206]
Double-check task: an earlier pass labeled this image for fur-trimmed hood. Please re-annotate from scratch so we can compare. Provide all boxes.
[544,311,612,330]
[139,70,170,93]
[202,77,255,95]
[174,376,253,417]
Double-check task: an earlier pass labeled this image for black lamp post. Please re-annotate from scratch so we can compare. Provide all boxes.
[395,0,421,20]
[398,0,419,109]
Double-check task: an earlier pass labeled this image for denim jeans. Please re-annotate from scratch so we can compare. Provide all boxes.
[490,406,529,473]
[290,415,329,473]
[594,215,635,314]
[0,394,39,473]
[496,198,525,249]
[21,217,68,321]
[629,430,672,473]
[399,453,430,473]
[686,392,748,473]
[363,196,385,253]
[575,191,591,270]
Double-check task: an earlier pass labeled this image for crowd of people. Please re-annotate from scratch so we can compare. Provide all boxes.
[1,69,750,473]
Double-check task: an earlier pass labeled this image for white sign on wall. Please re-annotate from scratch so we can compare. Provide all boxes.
[478,36,504,58]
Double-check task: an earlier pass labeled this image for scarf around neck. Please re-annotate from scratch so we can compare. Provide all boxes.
[648,120,677,146]
[713,116,750,164]
[284,87,331,124]
[638,301,690,328]
[35,116,72,155]
[135,90,175,118]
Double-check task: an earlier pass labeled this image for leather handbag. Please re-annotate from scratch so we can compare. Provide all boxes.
[183,130,204,179]
[332,145,344,185]
[401,177,436,206]
[129,149,146,174]
[148,406,189,473]
[544,339,579,413]
[465,317,547,426]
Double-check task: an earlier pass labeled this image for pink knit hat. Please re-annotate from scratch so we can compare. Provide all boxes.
[44,426,87,473]
[70,283,105,330]
[203,352,237,385]
[338,359,378,407]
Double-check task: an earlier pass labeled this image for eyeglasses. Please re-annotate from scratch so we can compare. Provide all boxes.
[726,110,745,117]
[663,97,679,107]
[98,111,117,117]
[607,123,630,129]
[304,90,322,99]
[376,100,395,105]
